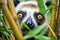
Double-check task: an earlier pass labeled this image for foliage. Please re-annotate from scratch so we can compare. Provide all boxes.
[0,8,13,40]
[24,25,47,39]
[0,0,59,40]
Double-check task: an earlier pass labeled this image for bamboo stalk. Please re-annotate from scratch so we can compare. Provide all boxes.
[4,16,15,40]
[48,0,57,39]
[7,0,23,39]
[4,16,11,28]
[7,0,20,28]
[4,0,23,40]
[0,0,23,40]
[10,34,16,40]
[55,0,60,36]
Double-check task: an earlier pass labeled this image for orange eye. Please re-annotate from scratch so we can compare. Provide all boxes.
[18,14,23,18]
[38,15,43,20]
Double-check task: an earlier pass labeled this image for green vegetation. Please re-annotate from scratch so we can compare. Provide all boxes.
[0,0,59,40]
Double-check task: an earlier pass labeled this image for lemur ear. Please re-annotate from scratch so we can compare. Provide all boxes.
[13,0,20,6]
[45,1,51,7]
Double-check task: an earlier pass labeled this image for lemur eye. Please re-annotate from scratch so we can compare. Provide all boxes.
[18,14,22,18]
[38,15,43,20]
[34,12,45,25]
[34,12,44,20]
[17,11,26,18]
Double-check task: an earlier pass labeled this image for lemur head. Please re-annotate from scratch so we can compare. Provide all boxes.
[15,0,51,35]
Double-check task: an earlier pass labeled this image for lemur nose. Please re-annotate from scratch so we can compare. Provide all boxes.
[26,17,32,25]
[26,17,34,28]
[27,21,32,26]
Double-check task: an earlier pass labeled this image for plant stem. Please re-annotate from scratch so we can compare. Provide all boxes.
[48,0,57,39]
[7,0,24,39]
[7,0,20,28]
[0,0,23,40]
[55,0,60,37]
[4,16,15,40]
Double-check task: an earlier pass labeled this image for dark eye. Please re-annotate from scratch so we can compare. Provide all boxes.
[18,13,23,18]
[37,15,43,20]
[17,11,26,18]
[34,12,44,20]
[34,12,45,25]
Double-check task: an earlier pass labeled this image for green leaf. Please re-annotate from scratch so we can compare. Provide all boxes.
[45,4,53,14]
[2,32,10,40]
[4,26,13,34]
[36,0,46,14]
[35,35,51,40]
[24,25,46,39]
[45,12,51,23]
[45,4,54,22]
[22,23,31,31]
[0,27,5,32]
[38,26,48,35]
[0,27,13,34]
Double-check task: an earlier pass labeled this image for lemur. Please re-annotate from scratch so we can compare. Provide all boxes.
[13,0,51,35]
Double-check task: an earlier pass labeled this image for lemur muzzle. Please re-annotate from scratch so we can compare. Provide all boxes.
[25,17,35,29]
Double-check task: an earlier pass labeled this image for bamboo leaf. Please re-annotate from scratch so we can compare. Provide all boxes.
[22,23,31,31]
[36,0,46,14]
[38,26,48,35]
[0,0,23,39]
[2,32,10,40]
[24,25,46,39]
[35,36,51,40]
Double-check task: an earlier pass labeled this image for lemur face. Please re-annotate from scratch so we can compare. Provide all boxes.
[15,1,51,35]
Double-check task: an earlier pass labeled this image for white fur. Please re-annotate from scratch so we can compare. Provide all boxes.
[21,7,39,26]
[15,1,37,13]
[15,1,40,26]
[15,1,47,27]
